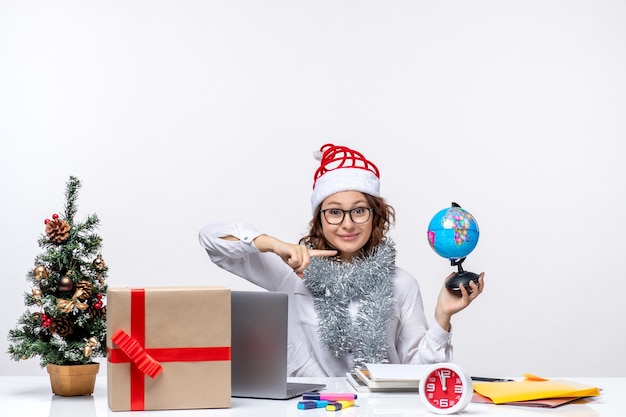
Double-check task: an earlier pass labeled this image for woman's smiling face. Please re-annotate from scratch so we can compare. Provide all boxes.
[320,191,373,261]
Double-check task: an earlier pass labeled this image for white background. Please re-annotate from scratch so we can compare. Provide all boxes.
[1,1,625,378]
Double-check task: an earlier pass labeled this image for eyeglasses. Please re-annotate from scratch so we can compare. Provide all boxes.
[320,207,373,225]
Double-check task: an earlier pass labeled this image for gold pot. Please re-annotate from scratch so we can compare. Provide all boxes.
[46,362,100,396]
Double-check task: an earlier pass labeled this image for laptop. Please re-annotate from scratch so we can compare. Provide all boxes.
[231,290,326,399]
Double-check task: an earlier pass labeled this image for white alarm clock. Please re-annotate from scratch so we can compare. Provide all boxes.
[419,363,473,414]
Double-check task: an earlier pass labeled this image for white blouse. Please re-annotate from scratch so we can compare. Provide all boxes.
[198,222,453,377]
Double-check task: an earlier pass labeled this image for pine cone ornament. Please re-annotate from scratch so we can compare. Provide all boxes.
[87,304,106,320]
[75,280,93,300]
[49,316,74,337]
[45,218,71,244]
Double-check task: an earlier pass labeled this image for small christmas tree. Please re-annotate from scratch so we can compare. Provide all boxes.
[7,176,108,367]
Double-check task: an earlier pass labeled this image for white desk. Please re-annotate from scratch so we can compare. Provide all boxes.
[1,376,620,417]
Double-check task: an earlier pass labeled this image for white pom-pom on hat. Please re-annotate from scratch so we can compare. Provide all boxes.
[310,143,380,214]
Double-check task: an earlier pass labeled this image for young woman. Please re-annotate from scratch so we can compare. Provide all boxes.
[198,143,484,377]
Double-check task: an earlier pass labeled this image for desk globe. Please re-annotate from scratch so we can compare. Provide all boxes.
[427,203,480,290]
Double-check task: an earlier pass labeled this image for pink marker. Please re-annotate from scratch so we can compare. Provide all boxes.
[302,392,357,401]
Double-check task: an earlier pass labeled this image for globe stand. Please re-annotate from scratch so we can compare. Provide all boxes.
[446,258,480,291]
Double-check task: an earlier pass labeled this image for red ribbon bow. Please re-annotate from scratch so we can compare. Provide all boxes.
[111,329,163,378]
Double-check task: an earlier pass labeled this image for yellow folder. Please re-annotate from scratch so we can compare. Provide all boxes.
[473,376,600,405]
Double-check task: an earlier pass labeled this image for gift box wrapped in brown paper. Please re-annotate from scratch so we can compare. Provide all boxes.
[106,287,231,411]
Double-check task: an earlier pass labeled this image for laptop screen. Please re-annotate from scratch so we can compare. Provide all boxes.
[230,290,325,399]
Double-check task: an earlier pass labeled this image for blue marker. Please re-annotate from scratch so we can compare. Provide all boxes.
[297,400,330,409]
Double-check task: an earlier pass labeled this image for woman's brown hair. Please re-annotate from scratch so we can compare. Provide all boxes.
[299,194,396,256]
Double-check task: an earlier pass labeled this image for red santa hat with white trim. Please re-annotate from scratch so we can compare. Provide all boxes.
[310,143,380,214]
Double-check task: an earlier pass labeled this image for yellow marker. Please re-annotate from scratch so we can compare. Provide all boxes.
[326,400,355,411]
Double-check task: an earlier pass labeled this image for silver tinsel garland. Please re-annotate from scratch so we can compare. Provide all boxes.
[303,240,396,368]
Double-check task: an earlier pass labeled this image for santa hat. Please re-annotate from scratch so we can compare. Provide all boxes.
[310,143,380,214]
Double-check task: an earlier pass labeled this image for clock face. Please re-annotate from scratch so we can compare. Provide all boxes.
[419,363,473,414]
